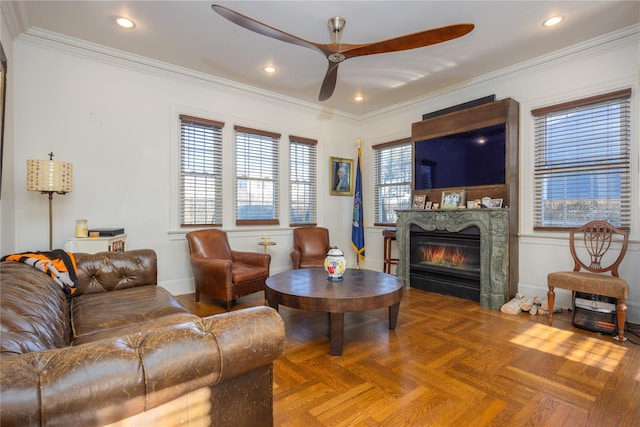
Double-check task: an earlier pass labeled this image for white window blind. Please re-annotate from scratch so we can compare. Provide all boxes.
[289,135,317,226]
[532,89,631,229]
[180,115,223,226]
[235,126,280,226]
[374,139,412,225]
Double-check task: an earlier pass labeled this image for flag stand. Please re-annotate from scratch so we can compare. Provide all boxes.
[351,137,365,270]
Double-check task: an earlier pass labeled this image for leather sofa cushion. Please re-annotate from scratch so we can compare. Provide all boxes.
[72,312,201,345]
[71,285,189,340]
[0,262,71,355]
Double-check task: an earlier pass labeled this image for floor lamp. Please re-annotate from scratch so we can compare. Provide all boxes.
[27,152,73,250]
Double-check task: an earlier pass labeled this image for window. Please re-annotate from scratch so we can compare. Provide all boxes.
[373,138,412,225]
[289,135,317,226]
[235,126,280,225]
[533,89,631,229]
[179,115,223,226]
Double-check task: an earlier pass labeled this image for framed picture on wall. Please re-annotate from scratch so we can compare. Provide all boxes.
[330,157,354,196]
[412,194,426,209]
[441,190,466,209]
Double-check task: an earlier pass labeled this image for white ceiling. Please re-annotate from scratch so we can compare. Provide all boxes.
[6,1,640,115]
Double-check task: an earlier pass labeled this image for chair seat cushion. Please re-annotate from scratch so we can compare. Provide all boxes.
[232,263,268,284]
[299,256,325,269]
[71,285,189,339]
[548,271,629,299]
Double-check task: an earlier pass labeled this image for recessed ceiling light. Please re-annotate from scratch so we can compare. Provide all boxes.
[543,15,564,27]
[116,17,136,29]
[354,95,364,102]
[264,65,276,73]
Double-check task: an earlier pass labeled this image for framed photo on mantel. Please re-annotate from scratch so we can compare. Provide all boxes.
[412,194,426,210]
[441,190,466,209]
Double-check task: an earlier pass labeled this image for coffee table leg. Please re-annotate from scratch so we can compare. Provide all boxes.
[329,312,344,356]
[265,292,279,312]
[388,302,400,330]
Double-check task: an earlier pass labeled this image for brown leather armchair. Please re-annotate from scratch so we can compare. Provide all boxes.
[186,229,271,311]
[290,226,332,269]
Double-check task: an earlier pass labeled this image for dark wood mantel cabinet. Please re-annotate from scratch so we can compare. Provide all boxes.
[410,98,519,298]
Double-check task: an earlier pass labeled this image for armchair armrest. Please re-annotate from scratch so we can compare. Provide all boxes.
[232,250,271,269]
[290,248,301,269]
[190,255,233,286]
[0,306,285,426]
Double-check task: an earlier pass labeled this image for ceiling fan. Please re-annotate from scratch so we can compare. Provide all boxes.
[211,4,474,101]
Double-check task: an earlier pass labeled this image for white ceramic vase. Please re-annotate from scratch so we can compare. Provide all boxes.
[324,246,346,281]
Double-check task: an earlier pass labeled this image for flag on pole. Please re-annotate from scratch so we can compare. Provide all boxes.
[351,140,365,264]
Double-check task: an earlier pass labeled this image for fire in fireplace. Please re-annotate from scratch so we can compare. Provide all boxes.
[410,225,481,301]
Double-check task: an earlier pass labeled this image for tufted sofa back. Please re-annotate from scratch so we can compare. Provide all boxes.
[74,249,157,295]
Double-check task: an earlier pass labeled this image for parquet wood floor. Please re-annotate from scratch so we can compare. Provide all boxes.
[177,287,640,427]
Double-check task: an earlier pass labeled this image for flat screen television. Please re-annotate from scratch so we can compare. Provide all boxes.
[414,123,506,190]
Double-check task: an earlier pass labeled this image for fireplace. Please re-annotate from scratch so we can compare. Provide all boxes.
[410,226,481,301]
[396,209,511,310]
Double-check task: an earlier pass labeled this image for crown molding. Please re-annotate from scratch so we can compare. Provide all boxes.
[1,1,29,40]
[360,24,640,122]
[16,27,360,122]
[12,22,639,122]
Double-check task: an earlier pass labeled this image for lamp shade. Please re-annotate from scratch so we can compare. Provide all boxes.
[27,159,73,193]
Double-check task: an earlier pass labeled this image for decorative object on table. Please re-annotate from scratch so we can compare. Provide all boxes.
[329,157,354,196]
[432,203,440,210]
[258,236,276,253]
[424,201,433,210]
[489,198,503,208]
[27,152,73,250]
[481,196,491,207]
[441,190,466,209]
[75,219,88,238]
[324,246,346,281]
[412,194,426,210]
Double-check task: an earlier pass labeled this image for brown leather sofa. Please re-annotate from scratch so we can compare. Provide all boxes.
[0,249,285,427]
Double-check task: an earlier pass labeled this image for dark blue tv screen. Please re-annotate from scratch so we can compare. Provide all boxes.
[414,123,506,190]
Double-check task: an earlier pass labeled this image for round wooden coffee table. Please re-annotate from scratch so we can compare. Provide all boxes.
[265,268,403,355]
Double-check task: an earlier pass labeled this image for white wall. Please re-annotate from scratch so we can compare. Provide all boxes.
[10,37,362,294]
[0,6,16,257]
[5,25,640,322]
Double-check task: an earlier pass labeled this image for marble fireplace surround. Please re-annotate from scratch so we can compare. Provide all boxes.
[396,209,510,310]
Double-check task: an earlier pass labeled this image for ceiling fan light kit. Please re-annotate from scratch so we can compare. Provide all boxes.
[211,4,474,101]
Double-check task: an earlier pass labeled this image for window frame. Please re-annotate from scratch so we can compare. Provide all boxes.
[373,138,413,226]
[532,88,631,230]
[179,114,224,227]
[289,135,318,227]
[234,125,281,226]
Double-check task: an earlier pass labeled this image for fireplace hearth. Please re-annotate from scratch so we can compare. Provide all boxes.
[410,226,481,301]
[396,209,511,310]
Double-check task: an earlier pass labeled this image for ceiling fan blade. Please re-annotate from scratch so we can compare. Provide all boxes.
[342,24,474,57]
[318,61,341,101]
[212,4,325,55]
